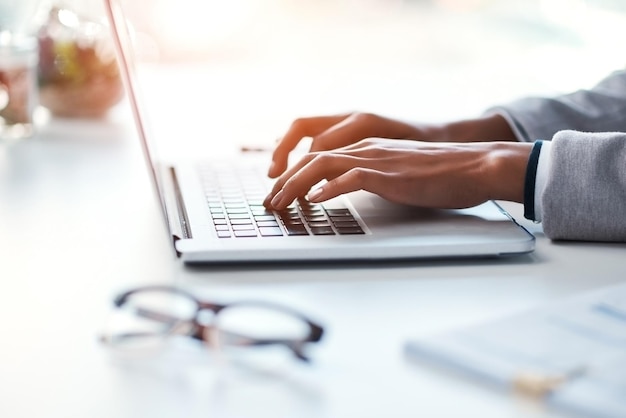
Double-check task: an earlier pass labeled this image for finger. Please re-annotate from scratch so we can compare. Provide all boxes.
[268,114,351,178]
[310,113,421,154]
[307,114,378,153]
[264,138,399,208]
[265,140,398,208]
[264,152,319,208]
[307,168,385,203]
[268,154,363,210]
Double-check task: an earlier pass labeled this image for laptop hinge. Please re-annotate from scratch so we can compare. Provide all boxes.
[160,166,192,256]
[169,166,192,240]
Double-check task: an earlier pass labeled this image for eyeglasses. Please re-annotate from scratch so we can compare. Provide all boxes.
[100,285,324,362]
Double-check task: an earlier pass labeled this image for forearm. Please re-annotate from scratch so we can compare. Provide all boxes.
[428,114,518,143]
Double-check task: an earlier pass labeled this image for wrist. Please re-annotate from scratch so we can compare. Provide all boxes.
[483,142,534,203]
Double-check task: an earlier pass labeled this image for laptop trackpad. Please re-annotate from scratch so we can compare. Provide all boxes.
[343,191,518,236]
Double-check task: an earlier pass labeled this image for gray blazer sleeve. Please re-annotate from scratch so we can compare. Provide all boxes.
[541,131,626,242]
[491,70,626,141]
[489,70,626,242]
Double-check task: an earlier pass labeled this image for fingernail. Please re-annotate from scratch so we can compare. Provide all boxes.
[270,190,285,208]
[307,187,323,202]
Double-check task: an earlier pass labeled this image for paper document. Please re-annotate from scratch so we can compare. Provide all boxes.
[405,282,626,418]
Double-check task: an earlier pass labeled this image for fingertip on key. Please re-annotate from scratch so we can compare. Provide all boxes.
[267,161,276,177]
[307,187,323,202]
[270,190,286,209]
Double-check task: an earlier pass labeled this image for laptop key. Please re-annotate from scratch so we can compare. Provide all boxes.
[228,213,252,219]
[246,200,265,206]
[310,226,335,235]
[331,220,360,228]
[325,208,352,217]
[279,212,301,220]
[251,209,274,216]
[233,224,256,231]
[336,226,365,235]
[256,220,279,227]
[230,219,253,225]
[259,227,283,237]
[304,215,328,222]
[284,224,309,236]
[301,209,324,217]
[221,196,244,202]
[254,215,276,222]
[226,208,249,214]
[217,231,232,238]
[234,230,258,237]
[282,219,304,226]
[224,202,247,208]
[308,220,331,228]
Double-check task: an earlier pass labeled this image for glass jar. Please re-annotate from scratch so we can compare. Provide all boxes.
[0,0,43,141]
[0,36,39,140]
[37,2,123,118]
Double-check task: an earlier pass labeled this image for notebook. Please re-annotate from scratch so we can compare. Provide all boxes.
[103,0,535,264]
[404,282,626,418]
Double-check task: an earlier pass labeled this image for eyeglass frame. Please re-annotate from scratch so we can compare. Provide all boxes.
[105,285,325,362]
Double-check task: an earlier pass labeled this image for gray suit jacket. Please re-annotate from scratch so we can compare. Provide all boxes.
[494,70,626,242]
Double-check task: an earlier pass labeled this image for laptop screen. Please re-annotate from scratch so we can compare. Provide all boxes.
[104,0,167,217]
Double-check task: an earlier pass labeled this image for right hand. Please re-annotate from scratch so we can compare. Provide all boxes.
[267,113,442,178]
[264,138,532,211]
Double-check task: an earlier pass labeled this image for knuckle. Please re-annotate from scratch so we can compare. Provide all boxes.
[347,167,368,183]
[314,152,331,163]
[350,112,376,124]
[294,152,318,169]
[309,152,334,169]
[290,117,308,132]
[358,137,378,147]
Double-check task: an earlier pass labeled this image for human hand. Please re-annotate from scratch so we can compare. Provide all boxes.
[264,138,532,210]
[267,113,441,178]
[267,112,517,178]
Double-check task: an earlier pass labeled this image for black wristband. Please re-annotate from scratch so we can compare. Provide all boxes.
[523,140,543,221]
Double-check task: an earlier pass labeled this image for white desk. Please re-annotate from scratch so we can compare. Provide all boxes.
[1,5,626,417]
[0,101,625,418]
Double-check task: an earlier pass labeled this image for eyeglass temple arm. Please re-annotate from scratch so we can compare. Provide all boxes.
[212,321,323,362]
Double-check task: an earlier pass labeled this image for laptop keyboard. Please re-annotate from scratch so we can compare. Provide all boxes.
[199,164,365,238]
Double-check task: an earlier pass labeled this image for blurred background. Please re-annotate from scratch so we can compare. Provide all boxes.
[121,0,626,87]
[111,0,626,152]
[3,0,626,149]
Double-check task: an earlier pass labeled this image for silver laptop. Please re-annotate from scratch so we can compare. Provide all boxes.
[104,0,535,264]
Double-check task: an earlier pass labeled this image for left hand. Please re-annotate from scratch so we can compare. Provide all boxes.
[264,138,532,210]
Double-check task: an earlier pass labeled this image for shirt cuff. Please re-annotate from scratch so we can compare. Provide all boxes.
[523,141,543,221]
[523,140,553,222]
[533,140,552,222]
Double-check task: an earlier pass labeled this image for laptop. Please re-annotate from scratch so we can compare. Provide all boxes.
[104,0,535,264]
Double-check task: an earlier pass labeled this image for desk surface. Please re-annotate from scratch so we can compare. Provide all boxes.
[2,5,626,417]
[1,105,625,418]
